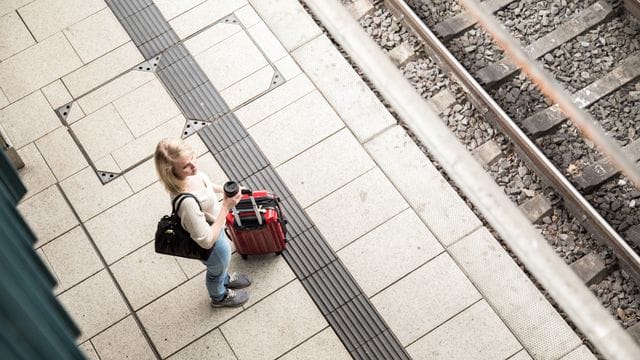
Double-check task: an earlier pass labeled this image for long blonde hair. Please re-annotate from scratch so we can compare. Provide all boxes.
[154,138,194,194]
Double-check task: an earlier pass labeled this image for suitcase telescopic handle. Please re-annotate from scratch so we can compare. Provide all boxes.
[231,189,263,227]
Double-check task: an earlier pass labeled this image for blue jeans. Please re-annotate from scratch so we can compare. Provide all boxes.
[202,231,231,301]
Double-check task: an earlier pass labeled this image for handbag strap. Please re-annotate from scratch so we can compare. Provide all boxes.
[172,193,201,214]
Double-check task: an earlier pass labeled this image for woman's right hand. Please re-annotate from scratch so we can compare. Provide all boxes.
[222,191,242,209]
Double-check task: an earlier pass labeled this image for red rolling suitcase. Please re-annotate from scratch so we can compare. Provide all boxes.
[225,190,287,259]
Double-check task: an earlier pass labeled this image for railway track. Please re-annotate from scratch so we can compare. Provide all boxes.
[337,0,640,341]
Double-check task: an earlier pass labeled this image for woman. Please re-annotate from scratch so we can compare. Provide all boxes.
[154,138,251,307]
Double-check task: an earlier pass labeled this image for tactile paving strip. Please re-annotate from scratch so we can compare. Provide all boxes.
[106,1,410,358]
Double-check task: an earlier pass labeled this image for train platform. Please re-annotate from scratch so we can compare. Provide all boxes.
[1,0,596,359]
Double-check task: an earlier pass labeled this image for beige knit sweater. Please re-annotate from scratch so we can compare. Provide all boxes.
[172,172,221,249]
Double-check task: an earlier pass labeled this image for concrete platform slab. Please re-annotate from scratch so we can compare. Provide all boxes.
[154,0,207,22]
[63,8,129,64]
[78,341,99,360]
[279,327,351,360]
[248,0,322,51]
[77,70,155,116]
[0,0,32,17]
[16,143,56,199]
[407,300,522,360]
[36,247,62,295]
[247,21,287,63]
[308,168,409,251]
[338,208,443,296]
[274,54,303,80]
[220,64,275,109]
[371,253,481,346]
[293,35,395,143]
[235,4,261,27]
[183,22,243,57]
[91,316,155,360]
[18,0,106,41]
[249,90,344,166]
[71,104,134,162]
[196,31,268,91]
[0,33,81,103]
[167,329,236,360]
[510,349,534,360]
[0,11,35,61]
[365,126,481,245]
[84,182,166,264]
[221,280,327,360]
[276,128,375,208]
[449,227,582,359]
[111,242,187,310]
[18,185,78,248]
[136,273,242,358]
[235,73,315,128]
[561,345,598,360]
[0,90,61,149]
[41,80,73,110]
[169,0,248,40]
[41,226,103,291]
[62,42,144,98]
[58,270,129,343]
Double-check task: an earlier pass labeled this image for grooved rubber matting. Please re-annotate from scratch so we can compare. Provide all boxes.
[106,1,410,358]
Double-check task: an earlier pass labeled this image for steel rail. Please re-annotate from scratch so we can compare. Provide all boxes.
[302,0,640,358]
[383,0,640,281]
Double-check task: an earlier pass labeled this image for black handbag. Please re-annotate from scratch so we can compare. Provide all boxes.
[154,193,212,260]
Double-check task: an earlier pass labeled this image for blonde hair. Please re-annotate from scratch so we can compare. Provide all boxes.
[154,138,195,194]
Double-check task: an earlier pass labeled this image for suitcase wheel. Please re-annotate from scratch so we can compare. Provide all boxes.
[275,251,282,256]
[241,254,248,260]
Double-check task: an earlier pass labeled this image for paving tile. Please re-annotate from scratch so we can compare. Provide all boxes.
[112,114,185,170]
[78,341,99,360]
[41,226,103,290]
[91,316,155,360]
[227,251,295,306]
[174,256,205,280]
[247,21,287,63]
[0,0,32,17]
[62,42,144,98]
[60,166,133,221]
[169,0,248,40]
[41,80,72,110]
[279,327,350,360]
[234,73,315,128]
[407,300,522,360]
[84,182,166,264]
[234,4,261,27]
[276,128,375,208]
[249,91,344,166]
[248,0,322,51]
[274,55,302,81]
[94,155,122,173]
[186,133,209,156]
[18,0,105,41]
[35,126,88,181]
[0,11,34,61]
[36,247,62,295]
[183,22,242,57]
[365,126,481,246]
[0,90,62,149]
[123,158,157,193]
[220,64,274,109]
[0,32,82,102]
[154,0,207,21]
[196,152,228,185]
[0,88,8,109]
[64,101,86,125]
[338,208,443,296]
[63,8,129,63]
[18,185,78,248]
[71,104,134,162]
[137,272,242,358]
[293,35,395,142]
[167,329,236,360]
[371,253,481,345]
[111,242,187,310]
[57,270,129,342]
[560,345,597,360]
[196,30,268,91]
[113,78,182,137]
[77,70,155,115]
[449,227,582,359]
[221,280,327,360]
[16,142,56,200]
[307,168,408,250]
[510,349,534,360]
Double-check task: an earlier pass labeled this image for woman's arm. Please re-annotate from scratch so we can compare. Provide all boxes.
[206,191,242,245]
